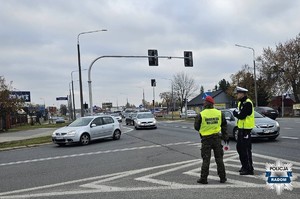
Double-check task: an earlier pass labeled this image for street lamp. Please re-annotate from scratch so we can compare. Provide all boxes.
[71,69,87,120]
[235,44,258,107]
[77,29,107,117]
[137,86,145,109]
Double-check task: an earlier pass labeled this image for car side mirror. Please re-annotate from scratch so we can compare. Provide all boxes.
[91,123,96,127]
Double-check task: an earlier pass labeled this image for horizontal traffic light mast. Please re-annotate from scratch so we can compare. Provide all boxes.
[87,50,193,114]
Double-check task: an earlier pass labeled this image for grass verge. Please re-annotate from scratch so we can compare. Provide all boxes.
[0,136,52,149]
[7,123,69,133]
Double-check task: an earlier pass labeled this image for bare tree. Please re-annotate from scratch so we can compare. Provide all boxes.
[229,65,272,106]
[159,91,172,112]
[172,72,198,111]
[258,33,300,102]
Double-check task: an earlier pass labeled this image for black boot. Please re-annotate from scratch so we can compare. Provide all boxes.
[240,170,254,175]
[220,177,227,183]
[197,178,208,184]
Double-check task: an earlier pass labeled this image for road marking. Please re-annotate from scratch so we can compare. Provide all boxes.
[2,151,299,198]
[0,150,299,198]
[282,135,299,139]
[0,142,192,167]
[281,136,299,140]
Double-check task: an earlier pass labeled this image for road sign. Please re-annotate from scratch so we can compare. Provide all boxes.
[56,97,68,101]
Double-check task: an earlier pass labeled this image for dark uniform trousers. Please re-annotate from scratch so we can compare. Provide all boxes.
[236,129,253,171]
[200,134,226,179]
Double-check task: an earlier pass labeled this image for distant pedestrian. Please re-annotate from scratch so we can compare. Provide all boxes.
[233,86,255,175]
[277,106,282,117]
[194,96,229,184]
[36,115,41,125]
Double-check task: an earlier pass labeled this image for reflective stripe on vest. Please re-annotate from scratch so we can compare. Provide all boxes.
[199,108,221,136]
[237,98,255,129]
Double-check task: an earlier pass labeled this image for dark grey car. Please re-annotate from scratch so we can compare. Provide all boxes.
[222,109,280,141]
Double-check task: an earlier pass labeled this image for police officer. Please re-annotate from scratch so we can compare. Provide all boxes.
[194,96,228,184]
[233,86,255,175]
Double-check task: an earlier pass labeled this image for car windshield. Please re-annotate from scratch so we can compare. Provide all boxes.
[68,117,93,127]
[254,111,264,118]
[137,113,154,119]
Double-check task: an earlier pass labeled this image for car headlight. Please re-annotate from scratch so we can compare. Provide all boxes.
[67,131,76,136]
[153,120,157,124]
[137,121,141,125]
[275,121,280,128]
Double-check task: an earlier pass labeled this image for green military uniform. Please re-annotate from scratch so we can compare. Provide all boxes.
[194,106,228,184]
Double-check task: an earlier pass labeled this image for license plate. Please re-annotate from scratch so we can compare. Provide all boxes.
[264,130,273,134]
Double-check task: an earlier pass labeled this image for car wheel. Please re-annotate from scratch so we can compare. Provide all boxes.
[80,133,90,145]
[233,127,238,141]
[113,130,121,140]
[126,122,128,125]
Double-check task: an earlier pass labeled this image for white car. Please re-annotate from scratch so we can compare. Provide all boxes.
[110,113,122,123]
[52,115,121,146]
[180,110,197,118]
[134,112,157,129]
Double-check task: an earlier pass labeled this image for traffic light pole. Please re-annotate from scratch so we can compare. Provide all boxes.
[87,54,192,115]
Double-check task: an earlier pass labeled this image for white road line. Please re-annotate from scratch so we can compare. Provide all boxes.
[1,152,299,198]
[0,142,192,167]
[281,136,299,140]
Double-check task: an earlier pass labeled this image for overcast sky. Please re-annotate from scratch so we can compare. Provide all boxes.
[1,0,299,109]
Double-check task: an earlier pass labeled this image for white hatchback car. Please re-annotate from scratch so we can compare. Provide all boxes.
[52,115,121,146]
[134,112,157,129]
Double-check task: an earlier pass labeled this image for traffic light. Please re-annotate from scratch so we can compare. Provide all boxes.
[184,51,193,67]
[148,49,158,66]
[151,79,156,87]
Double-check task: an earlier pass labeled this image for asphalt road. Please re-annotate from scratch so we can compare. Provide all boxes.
[0,118,299,199]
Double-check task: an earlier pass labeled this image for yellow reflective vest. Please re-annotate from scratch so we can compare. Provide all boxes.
[237,98,255,129]
[199,108,221,136]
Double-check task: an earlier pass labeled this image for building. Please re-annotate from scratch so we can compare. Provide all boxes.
[187,90,235,112]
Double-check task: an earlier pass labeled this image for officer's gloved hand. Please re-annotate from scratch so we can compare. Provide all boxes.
[233,109,238,117]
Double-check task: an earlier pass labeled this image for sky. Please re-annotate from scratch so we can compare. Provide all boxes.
[1,0,299,109]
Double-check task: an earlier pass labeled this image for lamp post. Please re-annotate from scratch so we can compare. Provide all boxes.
[71,69,87,120]
[77,29,107,117]
[235,44,258,107]
[137,86,145,109]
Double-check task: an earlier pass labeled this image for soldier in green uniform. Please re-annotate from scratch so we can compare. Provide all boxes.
[194,96,228,184]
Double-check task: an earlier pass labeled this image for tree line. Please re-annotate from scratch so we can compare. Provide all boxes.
[159,33,300,109]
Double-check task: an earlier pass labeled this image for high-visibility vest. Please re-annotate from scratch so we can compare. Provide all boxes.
[199,108,221,136]
[237,98,255,129]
